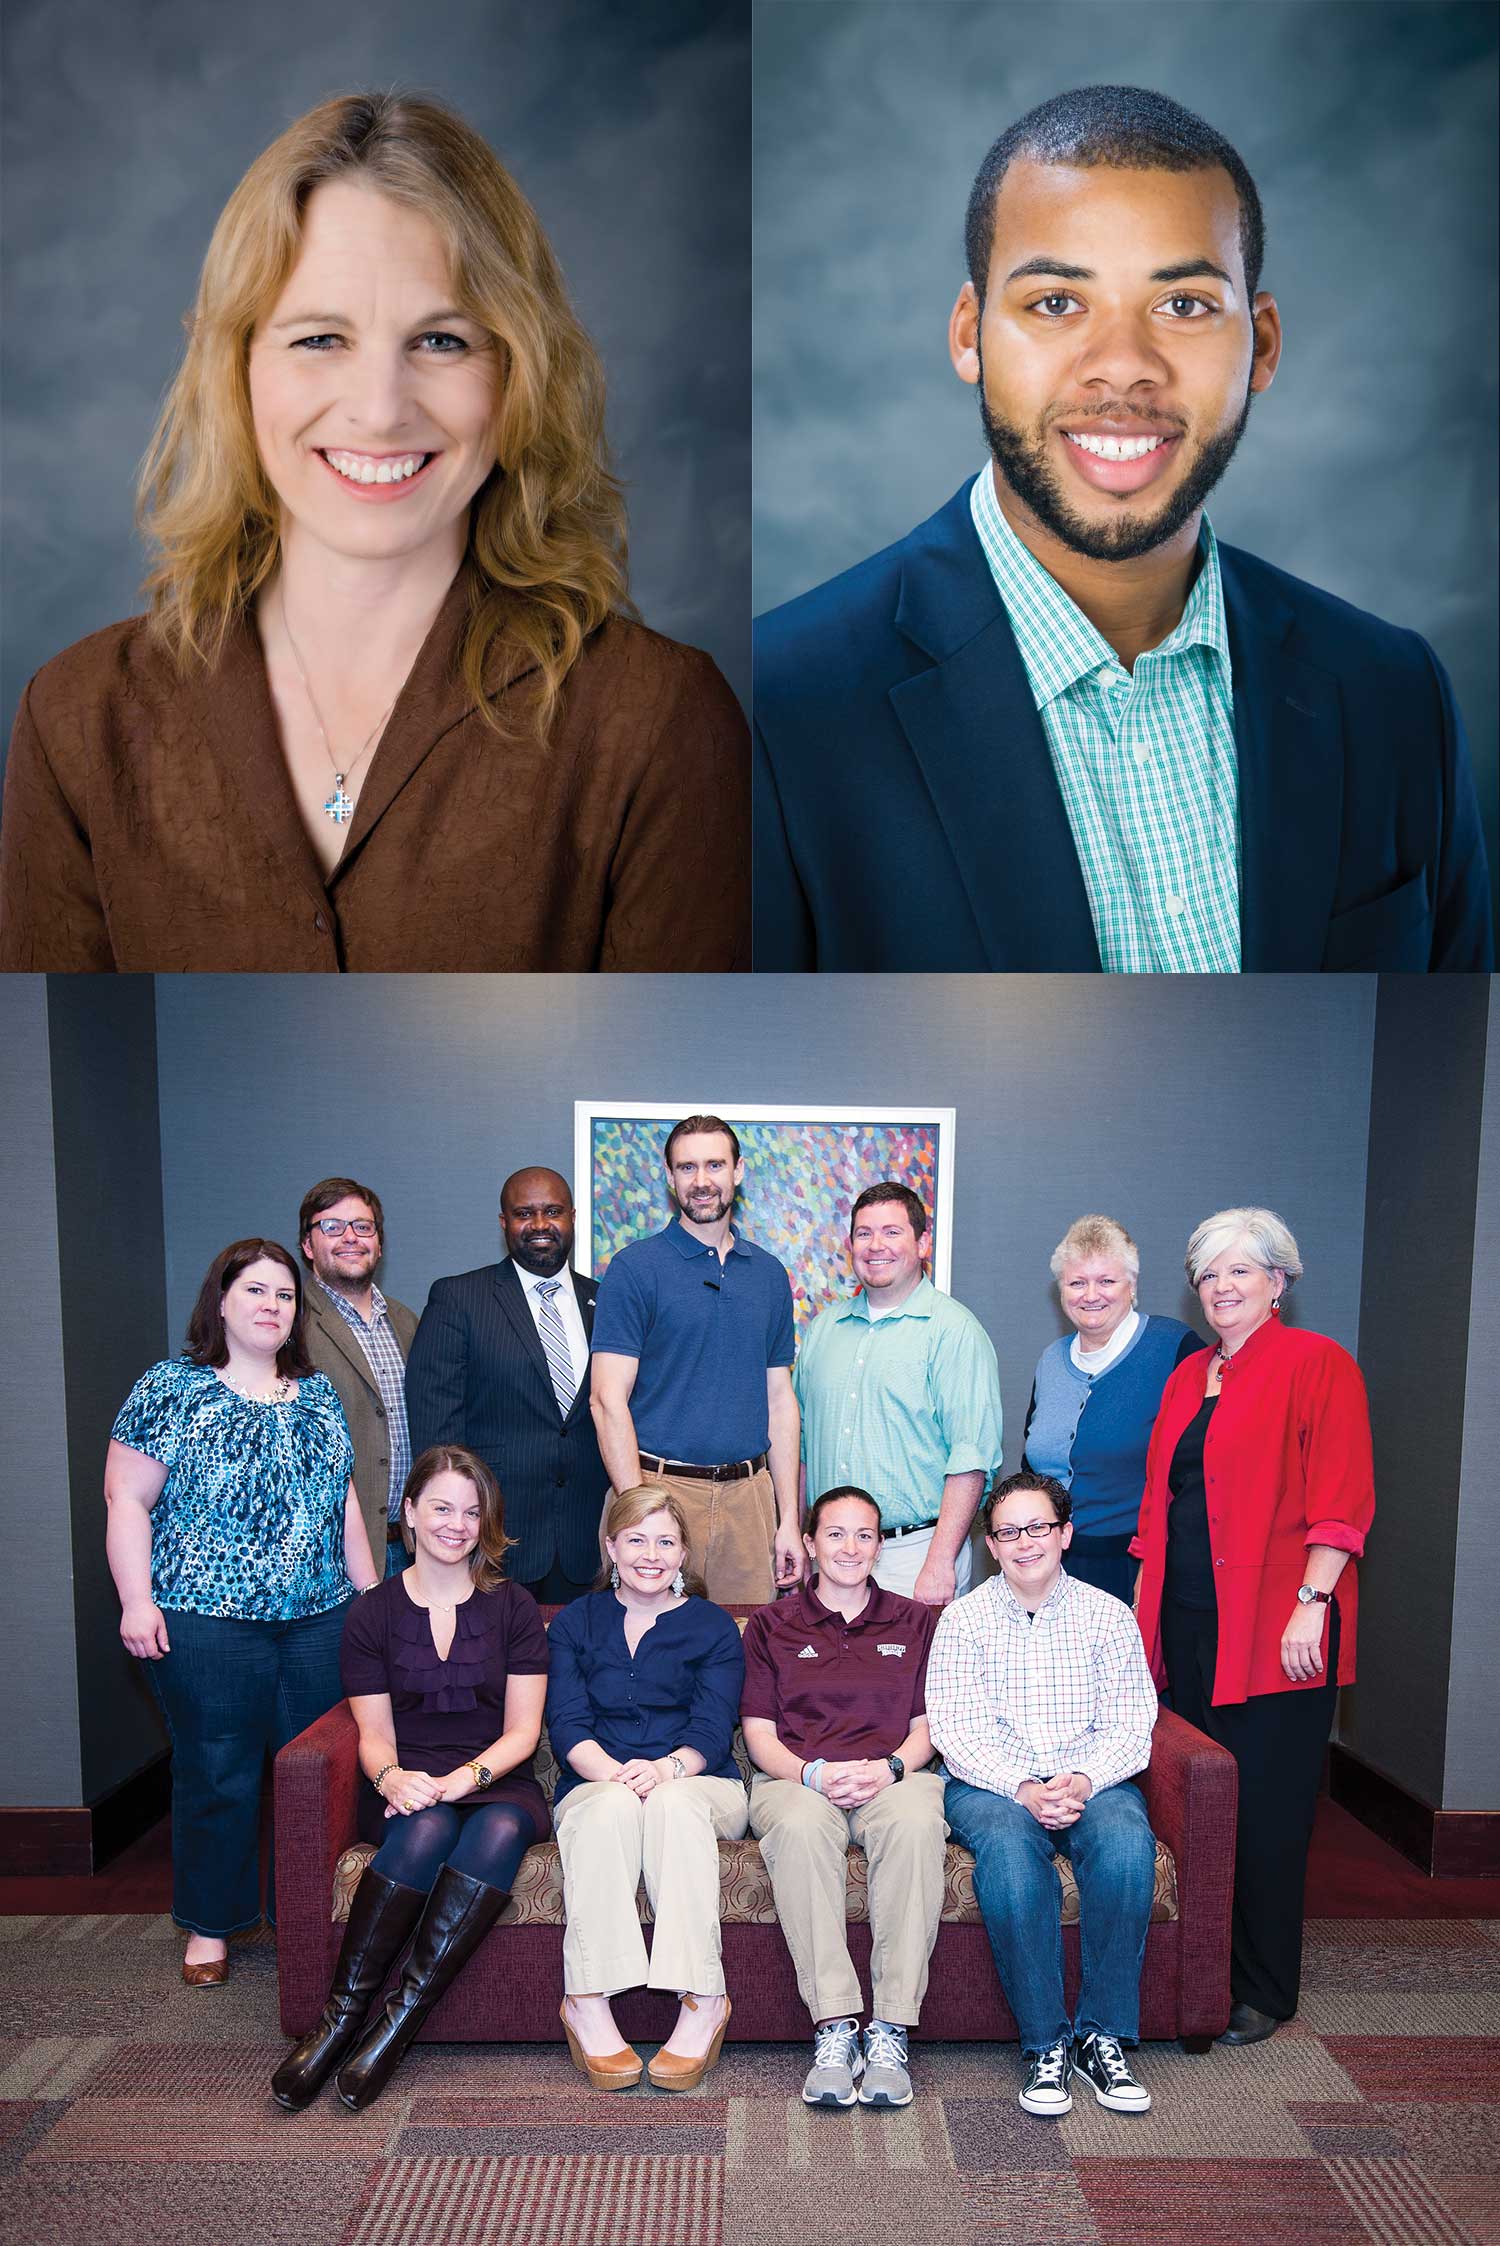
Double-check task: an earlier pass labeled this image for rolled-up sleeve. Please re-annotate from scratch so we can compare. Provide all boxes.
[1300,1347,1375,1555]
[929,1312,1004,1480]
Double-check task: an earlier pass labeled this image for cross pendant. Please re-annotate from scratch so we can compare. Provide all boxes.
[324,777,355,825]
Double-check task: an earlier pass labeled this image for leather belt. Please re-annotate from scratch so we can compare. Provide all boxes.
[639,1451,769,1483]
[883,1516,943,1539]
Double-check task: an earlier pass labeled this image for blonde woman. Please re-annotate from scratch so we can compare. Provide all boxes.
[1,92,747,973]
[545,1487,747,2092]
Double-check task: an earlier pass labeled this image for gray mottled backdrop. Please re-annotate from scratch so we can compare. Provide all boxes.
[753,0,1498,919]
[0,0,750,757]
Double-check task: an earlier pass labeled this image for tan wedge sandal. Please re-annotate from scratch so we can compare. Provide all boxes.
[647,1994,732,2091]
[560,1998,643,2090]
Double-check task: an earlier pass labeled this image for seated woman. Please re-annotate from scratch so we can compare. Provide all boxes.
[741,1487,947,2110]
[271,1444,548,2112]
[545,1486,746,2091]
[106,1238,378,1988]
[0,90,747,973]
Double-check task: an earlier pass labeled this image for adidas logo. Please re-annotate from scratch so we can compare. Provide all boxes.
[796,1644,818,1659]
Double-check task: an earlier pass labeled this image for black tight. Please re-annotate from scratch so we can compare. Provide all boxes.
[370,1802,534,1894]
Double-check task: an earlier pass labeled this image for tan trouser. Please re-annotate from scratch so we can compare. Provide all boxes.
[603,1466,778,1604]
[554,1775,749,1997]
[750,1771,949,2027]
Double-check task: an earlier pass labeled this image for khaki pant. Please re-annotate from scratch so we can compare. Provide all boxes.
[603,1466,778,1604]
[873,1525,973,1598]
[554,1775,749,1998]
[750,1770,949,2027]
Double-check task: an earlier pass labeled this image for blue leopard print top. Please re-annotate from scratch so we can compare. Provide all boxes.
[111,1358,356,1621]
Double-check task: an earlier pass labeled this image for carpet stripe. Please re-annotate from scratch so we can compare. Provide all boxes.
[346,2157,724,2245]
[0,2036,113,2098]
[1324,2154,1474,2246]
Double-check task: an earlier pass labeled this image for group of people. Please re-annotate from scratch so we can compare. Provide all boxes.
[103,1110,1373,2117]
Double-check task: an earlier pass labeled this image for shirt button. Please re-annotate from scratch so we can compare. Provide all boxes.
[1164,893,1186,916]
[314,911,329,934]
[1134,743,1152,764]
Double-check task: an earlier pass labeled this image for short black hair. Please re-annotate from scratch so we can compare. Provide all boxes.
[965,84,1264,307]
[849,1181,929,1243]
[982,1468,1073,1537]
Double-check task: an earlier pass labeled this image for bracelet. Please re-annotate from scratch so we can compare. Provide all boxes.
[373,1763,398,1797]
[355,1582,380,1595]
[801,1758,826,1793]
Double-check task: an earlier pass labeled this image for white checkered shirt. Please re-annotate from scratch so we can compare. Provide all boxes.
[970,465,1241,973]
[927,1568,1157,1799]
[316,1279,411,1521]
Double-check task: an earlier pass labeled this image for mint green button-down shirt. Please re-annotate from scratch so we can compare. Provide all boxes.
[793,1276,1004,1529]
[969,465,1241,973]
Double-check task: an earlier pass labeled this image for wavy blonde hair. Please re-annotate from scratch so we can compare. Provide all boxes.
[137,91,630,741]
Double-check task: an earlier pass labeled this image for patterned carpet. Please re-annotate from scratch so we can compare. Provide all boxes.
[1,1912,1497,2246]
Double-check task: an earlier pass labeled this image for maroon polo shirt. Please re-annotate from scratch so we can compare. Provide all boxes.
[740,1579,938,1760]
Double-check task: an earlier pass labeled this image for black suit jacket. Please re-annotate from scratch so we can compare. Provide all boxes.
[405,1259,605,1586]
[753,480,1493,972]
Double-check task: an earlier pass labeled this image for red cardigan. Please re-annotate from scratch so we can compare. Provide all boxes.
[1131,1316,1373,1706]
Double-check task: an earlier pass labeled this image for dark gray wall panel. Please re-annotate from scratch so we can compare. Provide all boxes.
[753,1,1498,923]
[1445,978,1500,1809]
[1,0,750,757]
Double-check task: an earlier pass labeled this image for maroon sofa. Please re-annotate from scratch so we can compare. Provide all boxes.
[274,1686,1236,2052]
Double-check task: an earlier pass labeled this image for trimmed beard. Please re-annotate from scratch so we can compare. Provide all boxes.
[977,348,1253,563]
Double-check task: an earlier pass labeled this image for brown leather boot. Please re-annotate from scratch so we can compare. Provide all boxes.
[270,1870,424,2110]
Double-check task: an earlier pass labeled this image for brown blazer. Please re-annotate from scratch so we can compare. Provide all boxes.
[300,1281,420,1563]
[0,577,748,972]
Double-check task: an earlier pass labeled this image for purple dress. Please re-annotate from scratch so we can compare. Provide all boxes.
[340,1574,551,1846]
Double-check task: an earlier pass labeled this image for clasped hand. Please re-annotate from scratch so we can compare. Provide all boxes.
[1018,1772,1092,1829]
[382,1766,475,1817]
[819,1758,892,1808]
[611,1757,680,1797]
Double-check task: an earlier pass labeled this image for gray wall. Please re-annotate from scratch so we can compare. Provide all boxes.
[155,974,1376,1466]
[752,1,1498,921]
[1344,976,1491,1809]
[1,0,750,752]
[1445,977,1500,1809]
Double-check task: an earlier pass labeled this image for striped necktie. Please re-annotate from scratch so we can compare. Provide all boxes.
[535,1280,577,1417]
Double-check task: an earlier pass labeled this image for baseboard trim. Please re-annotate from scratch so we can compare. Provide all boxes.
[0,1756,171,1877]
[1329,1744,1500,1878]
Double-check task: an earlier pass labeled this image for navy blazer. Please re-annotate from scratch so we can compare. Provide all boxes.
[405,1259,607,1587]
[753,481,1492,973]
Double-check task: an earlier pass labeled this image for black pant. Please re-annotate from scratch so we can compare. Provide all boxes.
[1161,1597,1340,2020]
[518,1558,595,1606]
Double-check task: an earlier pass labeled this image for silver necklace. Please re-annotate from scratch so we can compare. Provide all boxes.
[221,1370,292,1404]
[278,587,399,826]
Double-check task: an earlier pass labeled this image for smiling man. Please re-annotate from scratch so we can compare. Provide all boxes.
[754,84,1491,974]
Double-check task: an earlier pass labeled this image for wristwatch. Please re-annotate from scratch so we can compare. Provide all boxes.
[887,1755,905,1783]
[1295,1586,1333,1606]
[468,1761,494,1788]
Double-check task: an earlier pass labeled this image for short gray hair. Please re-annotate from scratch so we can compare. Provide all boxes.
[1050,1214,1140,1284]
[1185,1207,1303,1288]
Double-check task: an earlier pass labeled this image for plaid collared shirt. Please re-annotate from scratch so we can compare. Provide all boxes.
[316,1278,411,1521]
[970,465,1241,973]
[927,1567,1157,1800]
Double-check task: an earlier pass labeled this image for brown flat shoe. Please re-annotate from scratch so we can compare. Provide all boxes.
[560,1999,642,2090]
[647,1994,731,2091]
[182,1955,228,1987]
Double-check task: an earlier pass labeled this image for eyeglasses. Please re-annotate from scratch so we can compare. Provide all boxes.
[990,1521,1062,1543]
[313,1217,377,1238]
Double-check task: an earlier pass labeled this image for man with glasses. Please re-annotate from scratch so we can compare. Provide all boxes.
[406,1168,606,1606]
[299,1178,418,1579]
[927,1470,1160,2120]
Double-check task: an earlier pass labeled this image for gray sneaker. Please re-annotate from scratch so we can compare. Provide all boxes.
[858,2019,913,2107]
[801,2016,863,2107]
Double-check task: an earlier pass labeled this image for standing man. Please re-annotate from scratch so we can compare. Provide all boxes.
[795,1182,1002,1604]
[405,1168,605,1606]
[590,1114,802,1604]
[299,1177,419,1579]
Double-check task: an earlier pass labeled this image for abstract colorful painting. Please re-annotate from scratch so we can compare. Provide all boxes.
[574,1103,955,1338]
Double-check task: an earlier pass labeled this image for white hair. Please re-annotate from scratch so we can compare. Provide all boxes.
[1185,1207,1303,1288]
[1050,1214,1140,1284]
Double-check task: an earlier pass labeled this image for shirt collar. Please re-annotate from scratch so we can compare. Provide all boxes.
[667,1218,749,1261]
[986,1564,1074,1627]
[835,1274,936,1324]
[799,1577,898,1630]
[969,463,1229,710]
[316,1274,387,1328]
[516,1261,574,1301]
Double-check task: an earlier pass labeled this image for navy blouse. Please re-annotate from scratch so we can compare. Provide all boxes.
[544,1590,745,1803]
[110,1358,354,1621]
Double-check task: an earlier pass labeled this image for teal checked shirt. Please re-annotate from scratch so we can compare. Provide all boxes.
[969,465,1241,973]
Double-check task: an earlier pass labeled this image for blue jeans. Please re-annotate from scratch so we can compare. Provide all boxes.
[384,1538,412,1579]
[944,1777,1156,2051]
[146,1601,349,1937]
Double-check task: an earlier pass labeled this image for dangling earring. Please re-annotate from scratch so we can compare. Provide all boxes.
[1271,1296,1283,1316]
[610,1562,620,1589]
[673,1568,686,1596]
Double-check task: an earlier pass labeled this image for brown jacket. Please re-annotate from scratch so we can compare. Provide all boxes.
[301,1280,420,1563]
[0,579,748,972]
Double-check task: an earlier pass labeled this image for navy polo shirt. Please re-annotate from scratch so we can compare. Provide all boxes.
[591,1220,796,1465]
